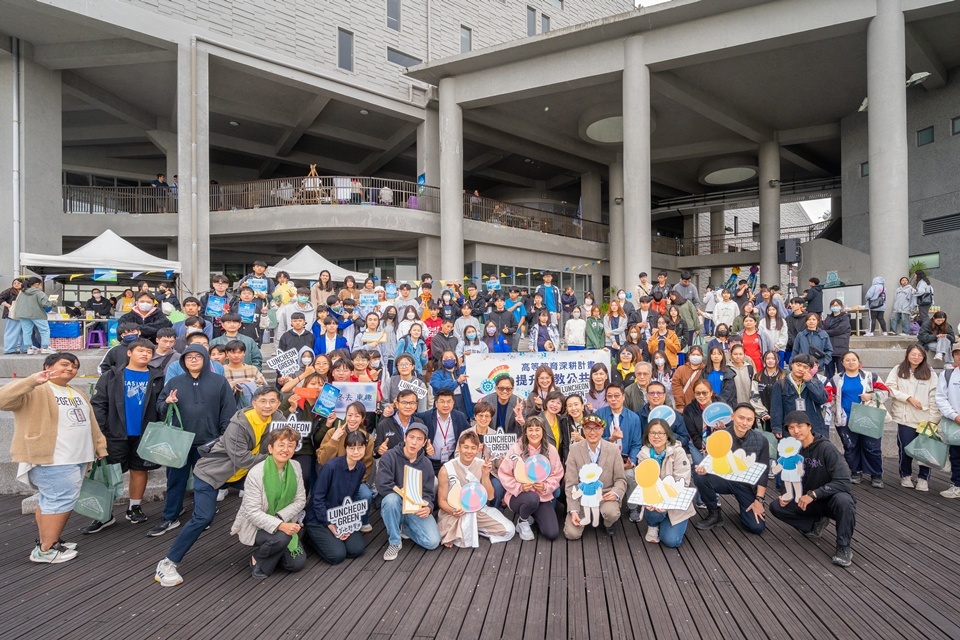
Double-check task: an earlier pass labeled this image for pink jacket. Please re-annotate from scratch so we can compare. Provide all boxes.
[497,441,564,502]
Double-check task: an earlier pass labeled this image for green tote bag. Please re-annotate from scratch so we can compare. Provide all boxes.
[847,398,887,440]
[136,404,196,469]
[936,418,960,446]
[904,422,949,469]
[74,460,117,521]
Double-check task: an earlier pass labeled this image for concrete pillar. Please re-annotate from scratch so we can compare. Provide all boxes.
[758,140,781,288]
[417,236,441,284]
[608,156,625,290]
[0,44,14,287]
[176,41,210,297]
[438,77,464,284]
[622,36,652,290]
[417,106,440,215]
[867,0,909,300]
[830,195,842,221]
[709,206,726,286]
[580,171,602,224]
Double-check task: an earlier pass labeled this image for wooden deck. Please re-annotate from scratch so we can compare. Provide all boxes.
[1,460,959,640]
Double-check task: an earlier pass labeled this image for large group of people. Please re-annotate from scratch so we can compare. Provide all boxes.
[3,265,958,587]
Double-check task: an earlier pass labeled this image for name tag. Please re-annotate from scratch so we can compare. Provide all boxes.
[795,398,806,412]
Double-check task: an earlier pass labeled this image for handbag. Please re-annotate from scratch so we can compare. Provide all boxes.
[935,418,960,446]
[916,291,933,306]
[136,404,196,468]
[74,460,118,521]
[847,396,887,439]
[904,421,949,468]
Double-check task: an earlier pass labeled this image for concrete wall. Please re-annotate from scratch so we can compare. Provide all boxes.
[841,68,960,286]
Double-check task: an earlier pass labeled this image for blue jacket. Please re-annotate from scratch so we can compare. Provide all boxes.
[637,404,692,450]
[770,375,829,437]
[396,335,428,374]
[306,455,364,525]
[793,329,833,370]
[429,367,475,418]
[313,333,348,356]
[597,406,642,464]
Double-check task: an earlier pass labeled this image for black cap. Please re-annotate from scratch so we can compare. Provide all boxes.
[783,410,811,427]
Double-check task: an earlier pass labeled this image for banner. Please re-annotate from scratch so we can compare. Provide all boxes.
[93,269,118,282]
[464,349,607,402]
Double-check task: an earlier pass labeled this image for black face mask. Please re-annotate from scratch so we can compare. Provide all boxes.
[717,330,729,337]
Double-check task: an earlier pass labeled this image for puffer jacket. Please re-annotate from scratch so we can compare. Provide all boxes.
[884,366,941,428]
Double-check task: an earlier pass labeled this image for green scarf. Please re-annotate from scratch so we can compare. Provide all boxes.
[262,456,302,557]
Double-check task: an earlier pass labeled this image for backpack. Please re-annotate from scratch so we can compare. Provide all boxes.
[917,287,933,306]
[868,290,886,310]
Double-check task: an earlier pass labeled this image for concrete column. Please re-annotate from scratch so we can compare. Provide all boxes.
[417,106,440,215]
[830,195,842,221]
[710,205,726,286]
[622,36,652,290]
[608,156,625,290]
[438,77,464,284]
[867,0,909,300]
[580,171,602,224]
[417,236,441,283]
[758,140,781,288]
[0,45,14,287]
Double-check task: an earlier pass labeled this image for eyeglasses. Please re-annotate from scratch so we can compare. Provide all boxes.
[647,391,665,397]
[398,400,418,406]
[694,391,712,397]
[183,354,204,361]
[496,386,514,391]
[648,431,667,437]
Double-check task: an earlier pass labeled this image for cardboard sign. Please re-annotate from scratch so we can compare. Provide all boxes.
[312,383,341,418]
[482,428,517,459]
[486,279,501,291]
[238,301,257,324]
[205,296,226,319]
[385,283,397,299]
[247,278,268,294]
[326,496,369,535]
[266,348,301,376]
[359,293,378,307]
[393,465,427,513]
[397,378,428,400]
[93,269,117,282]
[701,430,767,484]
[333,381,378,418]
[272,415,314,452]
[627,459,696,510]
[464,349,607,402]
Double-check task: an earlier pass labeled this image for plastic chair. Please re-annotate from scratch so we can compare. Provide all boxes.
[86,330,107,349]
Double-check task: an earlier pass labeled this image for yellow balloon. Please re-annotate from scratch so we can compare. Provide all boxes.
[635,459,661,489]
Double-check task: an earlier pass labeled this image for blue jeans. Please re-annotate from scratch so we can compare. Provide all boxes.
[644,509,688,548]
[489,476,506,510]
[163,447,202,522]
[836,425,882,477]
[20,318,49,348]
[692,473,766,534]
[3,317,23,353]
[688,444,704,465]
[897,424,930,480]
[166,476,219,564]
[703,318,715,337]
[782,350,791,369]
[380,492,441,549]
[355,483,376,525]
[890,312,910,334]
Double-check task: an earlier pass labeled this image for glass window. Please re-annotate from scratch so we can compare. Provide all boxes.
[395,259,418,284]
[917,126,934,146]
[860,162,869,178]
[387,47,422,68]
[338,29,354,72]
[910,253,940,270]
[546,0,564,8]
[527,7,537,36]
[541,14,551,33]
[386,0,400,31]
[953,116,960,136]
[460,26,472,54]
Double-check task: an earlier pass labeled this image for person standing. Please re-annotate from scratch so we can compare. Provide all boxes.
[801,277,824,315]
[913,270,934,326]
[890,277,916,336]
[0,353,107,563]
[935,344,960,499]
[16,277,53,354]
[1,278,23,354]
[885,345,940,492]
[863,276,889,336]
[822,300,851,379]
[536,272,561,328]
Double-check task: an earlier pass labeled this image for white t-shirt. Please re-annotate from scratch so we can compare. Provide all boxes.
[49,383,95,465]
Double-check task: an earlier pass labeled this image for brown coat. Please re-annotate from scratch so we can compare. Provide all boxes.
[316,427,375,482]
[0,376,107,465]
[637,443,696,525]
[563,439,627,513]
[647,330,682,369]
[671,363,704,412]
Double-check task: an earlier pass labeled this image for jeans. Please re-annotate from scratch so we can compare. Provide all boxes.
[20,318,49,349]
[826,356,844,381]
[950,446,960,487]
[692,473,766,534]
[163,447,202,522]
[507,491,560,540]
[890,312,911,335]
[896,423,930,480]
[836,425,882,477]
[770,492,856,548]
[783,350,792,369]
[166,476,219,564]
[489,476,506,510]
[703,318,715,337]
[917,304,931,326]
[644,510,688,548]
[355,483,376,525]
[305,521,365,565]
[688,444,704,465]
[923,338,955,363]
[3,317,23,353]
[252,529,306,576]
[380,492,441,549]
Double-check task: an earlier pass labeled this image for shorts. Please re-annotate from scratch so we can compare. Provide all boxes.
[28,464,85,514]
[106,436,161,472]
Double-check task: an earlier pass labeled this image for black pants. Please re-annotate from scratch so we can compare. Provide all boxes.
[769,492,856,548]
[253,529,307,576]
[869,310,886,333]
[305,522,366,565]
[508,492,559,540]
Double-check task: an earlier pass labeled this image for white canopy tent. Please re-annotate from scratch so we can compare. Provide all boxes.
[266,246,366,282]
[20,229,182,274]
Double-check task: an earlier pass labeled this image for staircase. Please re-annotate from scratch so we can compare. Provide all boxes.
[851,334,942,377]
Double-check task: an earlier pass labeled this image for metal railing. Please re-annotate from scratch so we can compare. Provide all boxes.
[62,185,180,214]
[680,220,831,256]
[464,193,608,243]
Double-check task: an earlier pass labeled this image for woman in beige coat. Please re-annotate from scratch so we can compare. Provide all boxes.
[636,418,695,547]
[885,345,941,492]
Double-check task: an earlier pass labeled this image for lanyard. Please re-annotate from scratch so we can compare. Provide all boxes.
[437,415,452,442]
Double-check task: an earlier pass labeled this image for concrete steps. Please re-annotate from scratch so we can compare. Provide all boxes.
[850,334,943,374]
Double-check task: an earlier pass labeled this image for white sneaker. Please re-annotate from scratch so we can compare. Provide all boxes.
[645,525,660,544]
[915,479,929,492]
[30,543,78,564]
[26,347,39,355]
[516,518,535,541]
[940,485,960,499]
[864,332,874,337]
[360,524,373,533]
[383,542,402,561]
[934,352,944,361]
[155,558,183,587]
[900,476,914,488]
[217,489,228,502]
[39,348,56,354]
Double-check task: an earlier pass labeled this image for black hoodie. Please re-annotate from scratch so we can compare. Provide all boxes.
[91,361,165,440]
[799,434,852,501]
[156,345,236,444]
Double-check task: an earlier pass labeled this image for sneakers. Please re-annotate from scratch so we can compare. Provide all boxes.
[605,526,616,537]
[693,509,723,531]
[217,489,229,502]
[30,542,78,564]
[26,347,39,355]
[126,505,148,523]
[940,485,960,499]
[82,516,116,534]
[383,542,402,561]
[147,520,180,537]
[58,540,78,550]
[832,546,853,567]
[251,564,268,580]
[804,517,830,539]
[399,526,410,540]
[155,558,183,587]
[645,525,660,543]
[900,476,914,488]
[628,508,641,523]
[916,479,929,492]
[39,348,56,354]
[934,352,944,361]
[870,477,884,489]
[850,472,862,485]
[864,332,874,337]
[360,524,373,533]
[516,518,535,541]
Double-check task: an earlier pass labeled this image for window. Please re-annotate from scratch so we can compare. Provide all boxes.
[386,0,400,31]
[910,253,940,269]
[387,47,422,68]
[860,161,869,178]
[460,26,472,53]
[527,6,537,36]
[338,29,354,71]
[546,0,564,8]
[953,116,960,136]
[541,14,551,32]
[917,126,934,146]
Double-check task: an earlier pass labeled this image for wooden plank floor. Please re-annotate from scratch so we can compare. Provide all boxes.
[1,459,958,640]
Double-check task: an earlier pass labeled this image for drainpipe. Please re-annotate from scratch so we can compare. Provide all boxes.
[11,37,21,278]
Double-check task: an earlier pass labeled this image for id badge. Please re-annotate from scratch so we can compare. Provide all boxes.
[795,398,806,412]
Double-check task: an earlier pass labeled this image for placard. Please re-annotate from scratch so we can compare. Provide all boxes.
[486,279,501,291]
[326,496,369,535]
[312,383,341,418]
[271,414,314,452]
[359,293,378,307]
[482,428,517,459]
[700,430,767,484]
[397,378,428,400]
[238,301,257,324]
[205,295,227,319]
[464,349,607,402]
[247,278,268,294]
[385,283,397,299]
[93,269,117,282]
[266,348,301,376]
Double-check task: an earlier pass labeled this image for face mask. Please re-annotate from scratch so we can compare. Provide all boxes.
[466,332,477,341]
[442,359,457,369]
[122,334,138,343]
[585,299,593,306]
[486,327,496,335]
[689,355,703,365]
[717,330,729,337]
[301,358,313,366]
[618,292,626,300]
[629,332,638,339]
[654,358,665,366]
[297,296,309,304]
[831,306,842,313]
[443,295,450,302]
[138,302,153,312]
[386,313,396,320]
[572,312,581,319]
[93,294,101,299]
[406,313,416,321]
[370,360,381,369]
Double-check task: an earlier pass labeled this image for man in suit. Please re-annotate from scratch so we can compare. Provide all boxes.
[481,375,524,434]
[417,388,471,475]
[563,414,628,539]
[596,383,642,519]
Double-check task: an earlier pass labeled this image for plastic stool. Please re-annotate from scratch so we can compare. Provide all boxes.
[86,330,107,349]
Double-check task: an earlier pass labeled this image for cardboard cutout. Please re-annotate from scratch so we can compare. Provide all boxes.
[266,348,302,377]
[771,437,805,503]
[393,465,428,514]
[700,430,767,484]
[570,462,603,527]
[326,496,369,535]
[459,482,488,513]
[627,459,697,511]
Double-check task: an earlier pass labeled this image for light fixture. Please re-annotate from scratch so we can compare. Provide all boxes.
[858,71,930,112]
[229,121,239,127]
[699,156,758,186]
[614,197,624,205]
[544,107,549,112]
[578,104,656,145]
[769,179,782,188]
[359,109,369,115]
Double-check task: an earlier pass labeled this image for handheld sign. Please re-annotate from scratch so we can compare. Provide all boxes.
[648,405,677,427]
[385,283,397,299]
[273,415,314,452]
[483,428,517,459]
[359,293,378,307]
[393,465,427,514]
[486,279,501,291]
[205,296,227,319]
[460,482,488,513]
[397,378,428,400]
[312,383,341,418]
[627,459,696,511]
[326,497,368,535]
[332,381,378,418]
[238,301,257,324]
[700,430,767,484]
[702,402,734,428]
[247,278,268,295]
[525,454,552,483]
[266,348,301,377]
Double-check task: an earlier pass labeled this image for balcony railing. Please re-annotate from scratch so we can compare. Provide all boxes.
[62,185,181,214]
[680,220,831,256]
[464,194,608,243]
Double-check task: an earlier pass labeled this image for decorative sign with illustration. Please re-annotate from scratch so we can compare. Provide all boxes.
[464,350,606,402]
[702,403,734,428]
[627,458,696,511]
[247,278,268,295]
[571,462,603,527]
[266,348,301,376]
[700,430,767,484]
[393,465,427,514]
[326,497,369,535]
[271,414,314,452]
[482,429,518,459]
[238,301,257,324]
[771,437,805,503]
[397,378,428,400]
[385,283,397,299]
[312,383,341,418]
[359,293,379,307]
[332,382,378,417]
[205,296,227,319]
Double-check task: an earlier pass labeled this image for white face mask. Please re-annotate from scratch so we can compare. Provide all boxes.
[654,358,665,366]
[572,312,581,319]
[138,302,153,312]
[689,355,703,365]
[629,332,638,339]
[618,292,626,300]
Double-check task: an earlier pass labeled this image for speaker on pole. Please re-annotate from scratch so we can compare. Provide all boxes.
[777,238,801,264]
